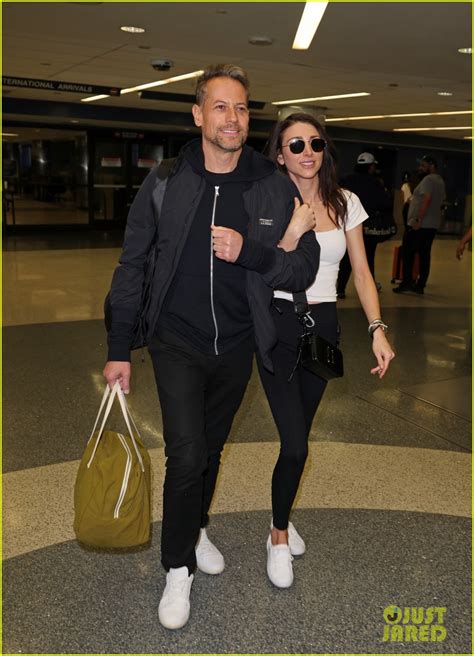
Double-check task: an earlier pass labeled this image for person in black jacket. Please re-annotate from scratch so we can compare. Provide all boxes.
[103,64,319,630]
[336,152,393,297]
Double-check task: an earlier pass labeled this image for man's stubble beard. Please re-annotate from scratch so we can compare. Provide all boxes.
[208,129,248,153]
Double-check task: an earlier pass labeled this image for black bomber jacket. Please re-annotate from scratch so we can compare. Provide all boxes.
[107,141,320,372]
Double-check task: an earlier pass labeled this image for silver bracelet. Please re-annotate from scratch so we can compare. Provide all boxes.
[368,319,388,338]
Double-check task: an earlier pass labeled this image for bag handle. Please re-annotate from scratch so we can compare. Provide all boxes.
[87,382,144,472]
[115,384,145,471]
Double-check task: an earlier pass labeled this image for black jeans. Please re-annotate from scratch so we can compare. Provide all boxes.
[256,300,338,530]
[337,234,378,294]
[148,328,254,573]
[402,227,437,288]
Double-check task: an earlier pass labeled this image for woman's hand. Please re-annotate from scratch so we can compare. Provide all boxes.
[289,197,316,238]
[370,329,395,379]
[278,198,316,251]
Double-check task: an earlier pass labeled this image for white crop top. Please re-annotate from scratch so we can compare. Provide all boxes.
[274,190,368,304]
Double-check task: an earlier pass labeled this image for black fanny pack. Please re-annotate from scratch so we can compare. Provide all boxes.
[289,292,344,382]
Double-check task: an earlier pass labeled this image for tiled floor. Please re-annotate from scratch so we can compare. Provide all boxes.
[2,232,471,654]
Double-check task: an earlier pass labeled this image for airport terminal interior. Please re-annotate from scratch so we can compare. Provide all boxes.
[2,2,472,654]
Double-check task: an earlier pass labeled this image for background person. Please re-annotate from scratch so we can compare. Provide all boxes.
[456,225,472,260]
[393,155,446,294]
[336,152,393,297]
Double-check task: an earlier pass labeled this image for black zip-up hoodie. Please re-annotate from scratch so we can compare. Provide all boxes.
[107,139,320,370]
[159,140,273,355]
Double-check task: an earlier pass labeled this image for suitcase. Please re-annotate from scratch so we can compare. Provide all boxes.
[391,246,420,283]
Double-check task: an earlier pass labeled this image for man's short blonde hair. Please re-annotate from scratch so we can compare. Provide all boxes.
[195,64,250,106]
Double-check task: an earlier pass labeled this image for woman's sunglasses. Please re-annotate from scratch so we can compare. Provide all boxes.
[282,137,326,155]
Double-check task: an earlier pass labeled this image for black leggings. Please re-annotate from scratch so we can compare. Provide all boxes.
[256,300,338,530]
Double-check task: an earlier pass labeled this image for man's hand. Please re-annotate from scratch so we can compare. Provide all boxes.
[103,361,131,394]
[211,225,243,262]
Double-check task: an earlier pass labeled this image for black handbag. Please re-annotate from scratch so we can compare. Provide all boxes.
[290,292,344,381]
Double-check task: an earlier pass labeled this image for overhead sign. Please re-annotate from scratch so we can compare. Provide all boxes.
[2,76,121,96]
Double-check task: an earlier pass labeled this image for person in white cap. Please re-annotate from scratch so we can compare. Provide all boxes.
[336,152,392,297]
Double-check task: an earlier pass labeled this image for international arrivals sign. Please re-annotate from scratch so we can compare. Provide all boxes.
[2,76,121,96]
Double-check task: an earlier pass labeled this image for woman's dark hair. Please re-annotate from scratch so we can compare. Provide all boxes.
[267,113,347,228]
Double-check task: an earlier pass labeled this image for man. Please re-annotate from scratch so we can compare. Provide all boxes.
[103,64,318,630]
[393,155,446,294]
[336,152,392,297]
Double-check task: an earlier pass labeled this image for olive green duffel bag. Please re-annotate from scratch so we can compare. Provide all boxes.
[74,381,151,548]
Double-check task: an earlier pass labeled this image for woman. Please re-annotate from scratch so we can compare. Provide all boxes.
[259,113,395,588]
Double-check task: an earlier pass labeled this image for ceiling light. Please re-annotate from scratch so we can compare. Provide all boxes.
[120,70,204,95]
[394,127,472,132]
[120,26,145,34]
[2,132,19,137]
[292,2,328,50]
[464,136,473,140]
[273,92,370,106]
[458,47,472,54]
[81,93,110,102]
[248,35,273,46]
[81,70,204,103]
[326,110,473,122]
[437,91,453,96]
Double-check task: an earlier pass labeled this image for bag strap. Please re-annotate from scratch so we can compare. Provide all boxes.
[87,382,145,472]
[292,291,315,329]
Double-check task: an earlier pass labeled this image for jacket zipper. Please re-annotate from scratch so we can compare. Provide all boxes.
[114,433,132,519]
[210,186,220,355]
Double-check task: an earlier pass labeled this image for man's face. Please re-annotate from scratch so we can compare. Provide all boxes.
[419,160,431,175]
[192,77,249,153]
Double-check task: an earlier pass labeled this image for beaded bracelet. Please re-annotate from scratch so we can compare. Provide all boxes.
[368,319,389,338]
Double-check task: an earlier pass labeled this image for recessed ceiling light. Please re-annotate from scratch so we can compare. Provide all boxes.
[120,26,145,34]
[70,120,79,124]
[438,91,453,96]
[293,2,328,50]
[2,132,19,137]
[273,92,370,106]
[458,47,472,54]
[248,35,273,46]
[464,136,473,140]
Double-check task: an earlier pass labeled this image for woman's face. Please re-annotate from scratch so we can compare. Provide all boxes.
[277,121,325,183]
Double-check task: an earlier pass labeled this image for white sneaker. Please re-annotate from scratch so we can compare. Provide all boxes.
[266,535,294,588]
[158,567,194,630]
[195,528,225,574]
[271,519,306,556]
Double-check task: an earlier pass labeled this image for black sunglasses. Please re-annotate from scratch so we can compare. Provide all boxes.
[282,137,326,155]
